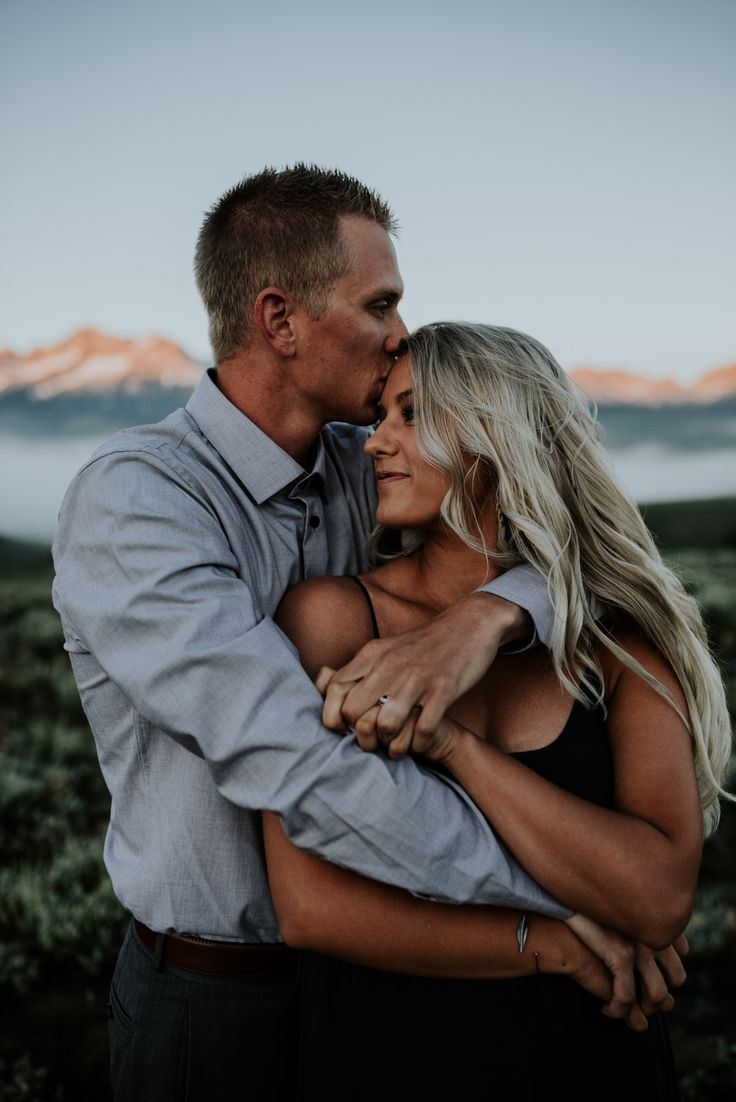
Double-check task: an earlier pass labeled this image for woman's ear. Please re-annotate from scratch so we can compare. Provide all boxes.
[254,287,297,358]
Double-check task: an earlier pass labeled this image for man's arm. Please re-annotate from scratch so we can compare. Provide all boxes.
[319,575,551,746]
[263,811,683,1029]
[52,449,569,916]
[477,563,554,647]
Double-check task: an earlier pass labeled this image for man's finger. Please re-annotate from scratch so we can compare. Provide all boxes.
[411,683,456,741]
[375,692,422,741]
[591,934,636,1021]
[354,706,381,752]
[635,946,670,1015]
[328,639,386,688]
[341,675,423,737]
[672,933,689,959]
[387,712,419,760]
[621,1005,649,1032]
[604,967,636,1019]
[654,945,687,990]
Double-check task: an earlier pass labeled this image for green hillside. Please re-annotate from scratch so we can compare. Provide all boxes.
[0,536,53,576]
[642,496,736,551]
[0,503,734,1099]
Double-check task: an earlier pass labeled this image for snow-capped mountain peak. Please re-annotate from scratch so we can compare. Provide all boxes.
[0,328,203,399]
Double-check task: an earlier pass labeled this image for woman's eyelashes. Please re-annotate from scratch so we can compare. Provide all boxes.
[400,403,415,424]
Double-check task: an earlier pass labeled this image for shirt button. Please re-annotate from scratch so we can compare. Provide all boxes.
[308,516,321,529]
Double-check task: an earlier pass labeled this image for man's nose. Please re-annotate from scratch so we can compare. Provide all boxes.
[385,312,409,354]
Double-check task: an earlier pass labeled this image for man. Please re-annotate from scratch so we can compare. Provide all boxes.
[52,166,618,1100]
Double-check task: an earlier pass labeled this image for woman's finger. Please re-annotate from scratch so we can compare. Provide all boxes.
[315,666,336,696]
[322,677,360,731]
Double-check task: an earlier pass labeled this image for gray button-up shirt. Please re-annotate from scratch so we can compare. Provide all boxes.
[52,370,568,941]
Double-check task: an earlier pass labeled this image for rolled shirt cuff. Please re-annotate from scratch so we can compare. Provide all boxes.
[476,563,553,651]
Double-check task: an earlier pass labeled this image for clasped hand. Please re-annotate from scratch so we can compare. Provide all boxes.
[317,654,459,761]
[316,590,519,749]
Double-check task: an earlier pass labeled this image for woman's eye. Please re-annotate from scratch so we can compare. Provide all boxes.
[401,405,415,424]
[372,300,389,314]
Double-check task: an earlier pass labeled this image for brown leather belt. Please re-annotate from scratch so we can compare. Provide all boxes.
[133,919,299,978]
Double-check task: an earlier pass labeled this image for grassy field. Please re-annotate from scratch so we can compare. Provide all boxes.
[0,502,734,1100]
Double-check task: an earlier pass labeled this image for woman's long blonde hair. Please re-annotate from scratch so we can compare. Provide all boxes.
[392,321,732,835]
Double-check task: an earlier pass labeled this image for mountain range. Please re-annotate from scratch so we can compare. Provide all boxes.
[2,328,736,404]
[2,329,736,452]
[0,329,202,399]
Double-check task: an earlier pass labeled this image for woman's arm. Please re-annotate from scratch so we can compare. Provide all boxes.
[397,632,704,949]
[275,575,377,681]
[270,580,661,1020]
[263,811,608,989]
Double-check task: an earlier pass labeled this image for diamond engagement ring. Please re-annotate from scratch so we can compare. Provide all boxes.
[377,694,390,707]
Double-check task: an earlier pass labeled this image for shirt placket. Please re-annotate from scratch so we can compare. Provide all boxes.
[289,478,327,580]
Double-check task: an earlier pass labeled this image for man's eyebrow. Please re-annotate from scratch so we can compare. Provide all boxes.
[369,287,403,303]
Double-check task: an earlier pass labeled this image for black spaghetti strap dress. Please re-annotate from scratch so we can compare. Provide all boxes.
[296,579,681,1101]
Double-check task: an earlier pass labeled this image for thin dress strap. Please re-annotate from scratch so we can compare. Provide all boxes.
[350,576,380,639]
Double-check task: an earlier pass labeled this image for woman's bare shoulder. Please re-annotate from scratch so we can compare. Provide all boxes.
[596,614,686,707]
[275,576,376,680]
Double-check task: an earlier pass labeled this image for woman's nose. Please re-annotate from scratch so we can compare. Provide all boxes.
[364,420,397,457]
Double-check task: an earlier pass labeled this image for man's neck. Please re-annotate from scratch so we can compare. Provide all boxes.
[215,356,323,465]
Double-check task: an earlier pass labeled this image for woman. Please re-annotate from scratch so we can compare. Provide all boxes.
[264,323,732,1100]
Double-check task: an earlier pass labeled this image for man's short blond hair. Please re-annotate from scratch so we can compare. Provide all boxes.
[194,164,397,364]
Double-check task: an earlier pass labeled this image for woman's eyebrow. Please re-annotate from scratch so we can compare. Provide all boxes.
[376,388,413,421]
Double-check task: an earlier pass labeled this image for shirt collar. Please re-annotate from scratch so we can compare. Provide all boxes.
[186,369,326,504]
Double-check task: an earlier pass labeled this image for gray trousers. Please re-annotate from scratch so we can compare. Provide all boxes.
[108,921,300,1101]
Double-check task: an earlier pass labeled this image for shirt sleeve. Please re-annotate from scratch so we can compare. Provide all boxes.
[477,564,554,650]
[52,449,570,918]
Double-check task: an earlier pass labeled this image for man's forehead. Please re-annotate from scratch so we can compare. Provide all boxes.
[338,215,403,286]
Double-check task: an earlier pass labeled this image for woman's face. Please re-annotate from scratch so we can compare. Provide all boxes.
[364,357,451,531]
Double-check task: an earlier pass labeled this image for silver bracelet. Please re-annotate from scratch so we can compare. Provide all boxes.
[517,912,529,953]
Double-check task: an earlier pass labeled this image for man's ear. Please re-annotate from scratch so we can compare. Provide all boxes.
[254,287,297,358]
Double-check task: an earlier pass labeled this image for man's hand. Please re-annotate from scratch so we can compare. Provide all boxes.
[316,591,529,739]
[633,936,688,1016]
[565,914,640,1024]
[566,914,687,1032]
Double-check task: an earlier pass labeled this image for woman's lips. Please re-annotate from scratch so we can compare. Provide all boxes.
[376,471,409,488]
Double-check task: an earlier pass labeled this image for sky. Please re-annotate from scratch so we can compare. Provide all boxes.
[2,0,734,383]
